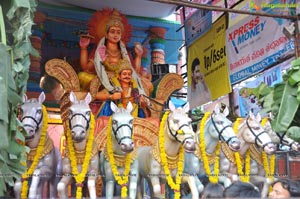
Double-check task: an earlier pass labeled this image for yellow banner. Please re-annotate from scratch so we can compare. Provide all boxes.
[188,16,232,109]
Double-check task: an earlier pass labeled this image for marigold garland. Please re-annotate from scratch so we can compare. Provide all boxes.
[66,113,95,199]
[234,150,251,182]
[199,112,220,184]
[21,105,48,199]
[106,116,132,198]
[159,111,184,199]
[233,118,251,182]
[261,118,275,192]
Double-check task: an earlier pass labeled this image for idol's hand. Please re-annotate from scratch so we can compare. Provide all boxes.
[111,92,122,100]
[134,42,143,57]
[97,45,107,61]
[79,36,91,49]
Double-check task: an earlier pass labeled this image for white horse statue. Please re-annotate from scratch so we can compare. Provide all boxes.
[218,111,276,188]
[137,101,196,199]
[249,117,300,197]
[14,92,62,199]
[182,103,241,198]
[57,92,99,199]
[99,101,139,199]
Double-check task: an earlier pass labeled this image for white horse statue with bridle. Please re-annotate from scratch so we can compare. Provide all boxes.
[137,101,196,199]
[99,101,138,199]
[249,117,300,197]
[218,111,277,188]
[57,92,99,199]
[14,92,62,199]
[182,104,241,198]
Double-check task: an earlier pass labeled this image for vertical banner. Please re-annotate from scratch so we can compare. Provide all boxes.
[227,1,296,84]
[188,16,232,109]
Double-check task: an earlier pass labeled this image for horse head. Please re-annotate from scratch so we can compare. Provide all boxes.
[69,92,92,143]
[110,101,134,153]
[21,92,45,147]
[204,104,241,152]
[238,111,276,155]
[264,118,300,151]
[167,101,196,152]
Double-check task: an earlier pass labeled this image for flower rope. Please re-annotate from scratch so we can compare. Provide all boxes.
[66,113,95,199]
[21,105,48,199]
[233,118,250,182]
[199,112,220,184]
[106,116,132,198]
[159,111,184,199]
[261,118,275,192]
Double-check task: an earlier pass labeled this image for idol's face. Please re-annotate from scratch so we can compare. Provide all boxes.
[106,26,122,43]
[119,69,132,84]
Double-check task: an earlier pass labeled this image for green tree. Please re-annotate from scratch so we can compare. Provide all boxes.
[0,0,38,195]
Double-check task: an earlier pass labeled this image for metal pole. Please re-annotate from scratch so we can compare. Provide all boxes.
[150,0,298,20]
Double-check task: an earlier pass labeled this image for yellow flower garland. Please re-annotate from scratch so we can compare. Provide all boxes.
[233,118,251,182]
[21,105,48,199]
[234,150,251,182]
[106,116,132,198]
[199,112,220,184]
[159,111,184,199]
[66,113,95,199]
[261,118,275,192]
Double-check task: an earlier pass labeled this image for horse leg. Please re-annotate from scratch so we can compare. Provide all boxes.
[57,175,72,198]
[261,178,272,198]
[28,169,41,199]
[87,175,97,199]
[195,176,204,194]
[149,176,162,198]
[181,175,199,199]
[105,179,115,199]
[136,176,143,199]
[13,180,21,199]
[218,175,233,188]
[128,160,139,199]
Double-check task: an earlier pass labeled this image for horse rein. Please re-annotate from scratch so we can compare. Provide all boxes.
[112,121,133,145]
[246,118,271,150]
[21,111,43,132]
[69,112,90,131]
[210,113,236,144]
[276,131,298,148]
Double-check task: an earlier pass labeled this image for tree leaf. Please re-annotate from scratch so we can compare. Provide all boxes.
[286,126,300,142]
[271,83,299,132]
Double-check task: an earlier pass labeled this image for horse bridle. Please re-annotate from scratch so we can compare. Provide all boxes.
[112,120,133,145]
[69,112,90,131]
[167,118,194,144]
[21,110,43,132]
[276,131,298,148]
[246,118,272,149]
[210,113,237,144]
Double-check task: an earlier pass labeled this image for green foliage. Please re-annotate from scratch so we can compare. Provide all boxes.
[0,0,37,195]
[255,57,300,134]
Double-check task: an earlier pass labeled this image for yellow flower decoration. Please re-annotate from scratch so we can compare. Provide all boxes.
[21,105,48,199]
[177,129,184,135]
[234,150,251,182]
[159,111,184,199]
[233,118,250,182]
[261,118,275,192]
[199,112,220,184]
[66,113,95,199]
[106,116,132,198]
